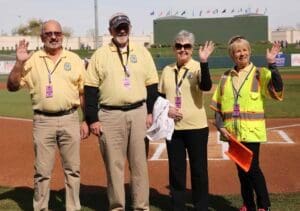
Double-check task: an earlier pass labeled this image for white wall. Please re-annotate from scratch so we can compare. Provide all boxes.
[0,34,153,51]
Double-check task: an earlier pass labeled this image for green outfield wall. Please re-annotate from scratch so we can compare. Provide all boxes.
[154,15,268,45]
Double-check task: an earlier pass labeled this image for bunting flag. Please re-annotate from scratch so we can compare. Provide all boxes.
[212,9,218,14]
[149,7,268,17]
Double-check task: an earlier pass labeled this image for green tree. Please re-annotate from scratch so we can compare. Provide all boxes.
[12,18,43,36]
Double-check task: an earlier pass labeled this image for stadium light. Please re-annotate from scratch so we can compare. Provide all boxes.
[94,0,99,49]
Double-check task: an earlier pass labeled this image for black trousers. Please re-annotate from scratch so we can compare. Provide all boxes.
[166,127,209,211]
[237,143,271,211]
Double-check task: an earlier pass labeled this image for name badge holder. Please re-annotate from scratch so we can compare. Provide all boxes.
[43,58,62,98]
[174,68,189,109]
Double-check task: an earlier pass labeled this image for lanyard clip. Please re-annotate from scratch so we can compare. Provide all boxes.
[125,65,130,77]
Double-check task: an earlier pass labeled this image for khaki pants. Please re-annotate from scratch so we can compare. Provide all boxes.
[32,112,81,211]
[99,104,149,211]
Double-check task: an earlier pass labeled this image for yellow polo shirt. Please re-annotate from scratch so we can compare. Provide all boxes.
[158,58,208,130]
[85,41,158,105]
[20,49,85,112]
[230,63,254,91]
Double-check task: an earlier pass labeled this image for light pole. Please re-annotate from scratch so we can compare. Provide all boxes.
[94,0,99,49]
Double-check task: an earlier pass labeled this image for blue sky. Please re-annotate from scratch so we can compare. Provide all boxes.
[0,0,299,36]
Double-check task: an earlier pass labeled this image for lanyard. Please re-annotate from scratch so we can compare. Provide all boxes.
[231,65,254,104]
[113,40,130,77]
[43,57,62,84]
[174,67,189,96]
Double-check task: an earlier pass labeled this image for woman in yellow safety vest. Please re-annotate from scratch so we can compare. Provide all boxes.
[210,36,283,211]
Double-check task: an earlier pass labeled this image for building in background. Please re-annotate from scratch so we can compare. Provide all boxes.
[271,26,300,44]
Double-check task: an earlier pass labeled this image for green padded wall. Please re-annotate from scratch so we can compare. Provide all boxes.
[153,15,268,45]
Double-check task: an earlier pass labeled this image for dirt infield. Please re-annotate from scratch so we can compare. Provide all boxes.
[0,117,299,195]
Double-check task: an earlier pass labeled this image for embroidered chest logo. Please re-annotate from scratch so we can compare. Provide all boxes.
[64,62,71,71]
[130,55,137,63]
[187,72,193,79]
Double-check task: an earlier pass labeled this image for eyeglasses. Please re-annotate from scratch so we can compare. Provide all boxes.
[43,31,63,37]
[115,24,130,32]
[229,36,245,44]
[175,43,192,50]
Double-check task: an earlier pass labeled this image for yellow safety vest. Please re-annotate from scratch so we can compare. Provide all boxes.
[211,65,270,142]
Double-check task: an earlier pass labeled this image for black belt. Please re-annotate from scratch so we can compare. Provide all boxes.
[100,100,145,111]
[34,107,77,117]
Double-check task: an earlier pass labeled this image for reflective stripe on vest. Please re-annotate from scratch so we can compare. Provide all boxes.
[223,112,265,120]
[251,68,260,92]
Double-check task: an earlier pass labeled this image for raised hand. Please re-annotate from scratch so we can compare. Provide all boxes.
[16,39,33,64]
[199,41,215,63]
[266,41,281,64]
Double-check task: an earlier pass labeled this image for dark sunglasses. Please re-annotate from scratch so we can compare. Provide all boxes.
[175,43,192,50]
[229,35,245,44]
[43,31,63,37]
[115,24,129,32]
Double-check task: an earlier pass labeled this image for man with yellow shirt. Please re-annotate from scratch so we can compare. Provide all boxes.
[84,12,158,211]
[7,20,88,211]
[158,30,215,211]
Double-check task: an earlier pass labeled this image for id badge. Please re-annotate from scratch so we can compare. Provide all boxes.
[123,77,131,88]
[46,85,53,98]
[175,96,182,108]
[232,104,240,117]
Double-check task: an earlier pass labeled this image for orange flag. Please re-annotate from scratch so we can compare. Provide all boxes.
[225,134,253,172]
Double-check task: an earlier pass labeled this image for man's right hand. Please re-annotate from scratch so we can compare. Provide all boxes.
[89,121,102,136]
[16,39,32,64]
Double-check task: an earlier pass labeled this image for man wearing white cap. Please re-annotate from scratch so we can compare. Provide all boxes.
[84,12,159,210]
